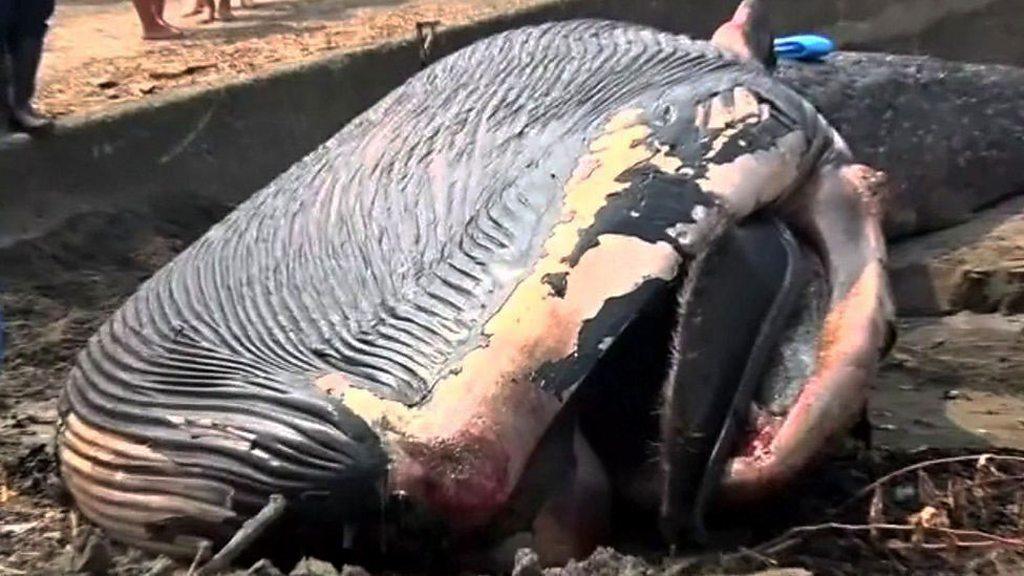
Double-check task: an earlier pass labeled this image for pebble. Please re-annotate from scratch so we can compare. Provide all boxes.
[943,389,968,400]
[142,556,177,576]
[248,559,286,576]
[72,531,112,575]
[893,484,917,503]
[290,558,340,576]
[511,548,543,576]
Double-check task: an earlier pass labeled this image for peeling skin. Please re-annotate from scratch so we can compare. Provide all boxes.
[697,130,806,219]
[690,86,807,219]
[317,109,684,529]
[695,86,762,132]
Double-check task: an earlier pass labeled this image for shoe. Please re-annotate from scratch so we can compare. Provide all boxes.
[7,34,53,135]
[8,104,53,134]
[0,121,32,146]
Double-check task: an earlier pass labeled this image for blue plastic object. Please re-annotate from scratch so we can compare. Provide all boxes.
[773,34,835,61]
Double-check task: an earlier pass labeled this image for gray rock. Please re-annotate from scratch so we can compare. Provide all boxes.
[338,566,371,576]
[140,556,178,576]
[248,559,286,576]
[71,531,113,576]
[511,548,542,576]
[290,557,340,576]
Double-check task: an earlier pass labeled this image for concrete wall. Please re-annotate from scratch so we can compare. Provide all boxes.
[2,0,1023,248]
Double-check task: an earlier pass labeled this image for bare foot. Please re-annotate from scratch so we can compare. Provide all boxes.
[217,6,234,21]
[142,24,185,40]
[156,17,185,33]
[240,0,254,8]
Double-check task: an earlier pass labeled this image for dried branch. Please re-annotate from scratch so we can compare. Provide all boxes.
[752,522,1024,555]
[197,494,286,575]
[839,454,1024,511]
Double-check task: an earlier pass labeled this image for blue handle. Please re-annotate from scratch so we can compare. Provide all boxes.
[773,34,835,61]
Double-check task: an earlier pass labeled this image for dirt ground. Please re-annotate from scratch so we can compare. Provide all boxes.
[1,193,1023,574]
[38,0,544,119]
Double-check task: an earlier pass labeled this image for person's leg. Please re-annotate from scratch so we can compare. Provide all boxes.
[0,37,11,119]
[0,1,15,118]
[7,0,54,134]
[216,0,234,22]
[198,0,215,23]
[153,0,184,33]
[0,41,17,140]
[7,33,52,132]
[131,0,183,40]
[0,10,30,142]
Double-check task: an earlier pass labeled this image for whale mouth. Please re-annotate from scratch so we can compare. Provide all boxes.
[721,245,834,494]
[719,164,894,509]
[660,173,892,545]
[721,249,891,502]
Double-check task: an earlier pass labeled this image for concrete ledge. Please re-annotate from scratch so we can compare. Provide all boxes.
[888,196,1024,316]
[2,0,1023,248]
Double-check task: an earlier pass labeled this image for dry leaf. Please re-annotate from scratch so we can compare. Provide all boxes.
[917,469,942,507]
[907,505,950,546]
[948,476,968,527]
[908,505,950,529]
[975,454,1003,484]
[869,485,885,541]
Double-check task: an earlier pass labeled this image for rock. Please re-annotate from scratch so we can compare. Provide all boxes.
[338,566,370,576]
[92,78,118,89]
[556,547,655,576]
[944,389,970,401]
[893,484,917,503]
[141,556,178,576]
[290,557,340,576]
[511,548,542,576]
[72,530,113,575]
[952,269,999,313]
[1000,287,1024,315]
[248,558,286,576]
